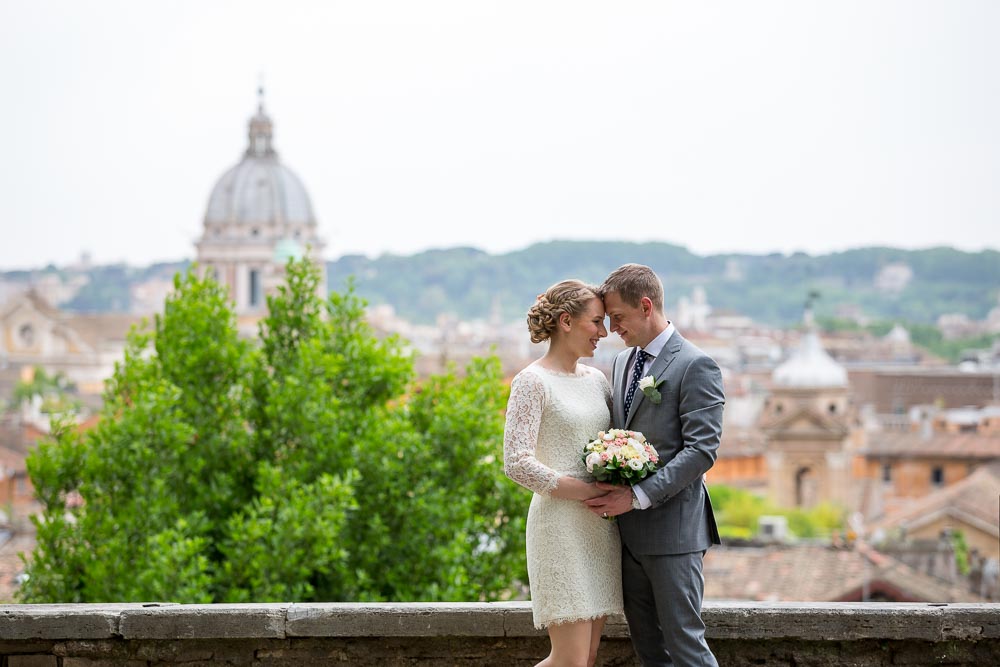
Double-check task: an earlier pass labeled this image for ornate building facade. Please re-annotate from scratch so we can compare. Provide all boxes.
[760,326,856,509]
[0,290,135,397]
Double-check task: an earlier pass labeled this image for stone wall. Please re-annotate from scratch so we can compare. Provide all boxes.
[0,601,998,666]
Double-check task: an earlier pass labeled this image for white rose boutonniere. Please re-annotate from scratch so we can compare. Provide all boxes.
[638,375,665,404]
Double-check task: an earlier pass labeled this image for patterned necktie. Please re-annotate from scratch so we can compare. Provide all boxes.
[623,349,649,417]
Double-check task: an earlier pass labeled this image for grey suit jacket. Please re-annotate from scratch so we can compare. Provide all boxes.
[613,330,724,555]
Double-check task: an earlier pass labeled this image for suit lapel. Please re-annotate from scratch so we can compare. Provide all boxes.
[653,332,683,382]
[625,331,684,428]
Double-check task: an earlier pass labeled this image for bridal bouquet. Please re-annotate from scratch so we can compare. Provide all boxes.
[582,429,659,485]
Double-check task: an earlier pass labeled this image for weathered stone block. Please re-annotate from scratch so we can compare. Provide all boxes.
[0,604,126,640]
[497,602,545,637]
[7,655,58,667]
[52,639,126,658]
[196,639,259,665]
[890,640,977,665]
[703,602,999,643]
[119,604,287,640]
[61,659,148,667]
[129,640,214,662]
[287,602,508,637]
[0,642,55,655]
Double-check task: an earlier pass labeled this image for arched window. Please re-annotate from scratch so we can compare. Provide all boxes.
[795,466,816,507]
[18,324,34,346]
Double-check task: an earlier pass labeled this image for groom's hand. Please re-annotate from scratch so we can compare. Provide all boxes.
[584,484,633,518]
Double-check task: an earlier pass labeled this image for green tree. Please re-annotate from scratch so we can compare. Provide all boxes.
[709,485,769,540]
[22,270,247,602]
[709,485,845,540]
[21,259,527,603]
[346,356,527,601]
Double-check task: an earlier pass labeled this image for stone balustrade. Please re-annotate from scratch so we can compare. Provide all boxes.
[0,601,998,666]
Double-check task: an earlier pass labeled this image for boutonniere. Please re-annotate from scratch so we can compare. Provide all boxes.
[638,375,665,404]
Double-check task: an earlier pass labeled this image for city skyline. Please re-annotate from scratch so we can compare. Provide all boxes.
[3,1,999,270]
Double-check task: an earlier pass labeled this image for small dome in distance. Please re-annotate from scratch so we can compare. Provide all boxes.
[773,330,848,388]
[884,324,911,345]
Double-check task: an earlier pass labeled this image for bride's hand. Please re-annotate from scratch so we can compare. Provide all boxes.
[549,477,609,501]
[579,482,611,500]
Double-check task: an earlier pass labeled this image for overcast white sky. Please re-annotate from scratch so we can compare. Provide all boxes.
[1,1,998,269]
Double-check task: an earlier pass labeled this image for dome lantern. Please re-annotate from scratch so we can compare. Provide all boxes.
[247,86,275,158]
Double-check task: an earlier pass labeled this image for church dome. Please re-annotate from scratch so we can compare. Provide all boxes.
[204,161,315,227]
[203,95,316,228]
[195,89,326,318]
[884,323,911,345]
[773,330,848,388]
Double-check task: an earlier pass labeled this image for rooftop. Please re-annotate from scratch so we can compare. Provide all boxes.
[872,461,1000,538]
[863,431,1000,460]
[704,543,983,603]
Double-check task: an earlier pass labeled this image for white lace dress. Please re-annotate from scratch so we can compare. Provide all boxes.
[503,362,624,629]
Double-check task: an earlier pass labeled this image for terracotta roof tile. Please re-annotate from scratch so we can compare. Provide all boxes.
[703,543,983,602]
[64,313,143,349]
[863,431,1000,460]
[873,461,1000,535]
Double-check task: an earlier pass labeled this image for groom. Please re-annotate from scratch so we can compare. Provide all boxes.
[586,263,723,667]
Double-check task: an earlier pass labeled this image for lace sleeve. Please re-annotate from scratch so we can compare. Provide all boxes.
[503,370,560,495]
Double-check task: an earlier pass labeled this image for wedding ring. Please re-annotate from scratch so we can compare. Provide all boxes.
[602,512,608,519]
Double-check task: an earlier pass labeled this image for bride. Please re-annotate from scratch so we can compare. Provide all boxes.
[504,279,623,667]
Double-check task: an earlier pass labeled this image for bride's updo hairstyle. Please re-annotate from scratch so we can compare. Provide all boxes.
[527,280,599,344]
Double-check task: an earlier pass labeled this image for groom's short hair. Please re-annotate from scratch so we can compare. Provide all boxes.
[599,264,664,313]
